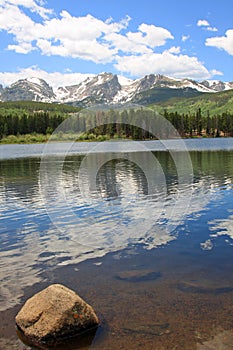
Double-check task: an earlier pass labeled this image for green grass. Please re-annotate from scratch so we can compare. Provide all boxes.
[149,89,233,116]
[133,87,203,105]
[0,133,49,144]
[0,132,112,144]
[0,100,81,113]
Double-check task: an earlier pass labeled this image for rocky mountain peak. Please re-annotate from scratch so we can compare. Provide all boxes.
[201,80,233,92]
[0,77,55,102]
[136,74,157,91]
[56,72,121,106]
[0,73,233,105]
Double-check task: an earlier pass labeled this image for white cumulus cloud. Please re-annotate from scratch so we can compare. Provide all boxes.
[210,69,223,76]
[115,52,212,79]
[0,0,53,19]
[105,23,173,55]
[0,67,94,88]
[133,23,174,47]
[206,26,218,32]
[182,35,190,42]
[0,4,131,61]
[206,29,233,55]
[166,46,181,54]
[197,19,218,32]
[0,2,220,81]
[197,19,210,27]
[0,5,173,62]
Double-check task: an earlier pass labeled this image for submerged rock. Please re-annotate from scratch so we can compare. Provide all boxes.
[15,284,99,347]
[177,281,233,295]
[122,321,170,336]
[115,269,161,283]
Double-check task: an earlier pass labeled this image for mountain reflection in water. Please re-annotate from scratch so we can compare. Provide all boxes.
[0,149,233,311]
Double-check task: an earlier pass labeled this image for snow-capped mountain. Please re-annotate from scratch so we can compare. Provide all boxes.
[55,73,220,105]
[54,73,233,105]
[200,80,233,92]
[55,72,121,105]
[0,73,233,106]
[0,77,55,102]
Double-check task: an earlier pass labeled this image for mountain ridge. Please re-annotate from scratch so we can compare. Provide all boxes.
[1,72,233,106]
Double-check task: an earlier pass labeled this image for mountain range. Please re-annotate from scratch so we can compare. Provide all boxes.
[1,73,233,107]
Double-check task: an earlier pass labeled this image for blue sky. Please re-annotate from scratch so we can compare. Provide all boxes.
[0,0,232,87]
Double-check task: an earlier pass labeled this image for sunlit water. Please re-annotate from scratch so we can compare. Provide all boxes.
[0,139,233,349]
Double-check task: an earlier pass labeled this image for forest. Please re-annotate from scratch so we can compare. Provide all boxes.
[0,102,233,142]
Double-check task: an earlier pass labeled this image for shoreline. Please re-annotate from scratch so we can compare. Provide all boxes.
[1,138,233,161]
[1,133,233,145]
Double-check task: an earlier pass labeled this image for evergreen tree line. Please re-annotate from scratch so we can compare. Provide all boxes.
[164,108,233,137]
[0,112,64,138]
[1,108,233,140]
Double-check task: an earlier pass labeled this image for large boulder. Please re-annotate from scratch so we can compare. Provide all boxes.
[15,284,99,347]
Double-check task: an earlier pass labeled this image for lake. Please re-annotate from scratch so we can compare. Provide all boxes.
[0,138,233,349]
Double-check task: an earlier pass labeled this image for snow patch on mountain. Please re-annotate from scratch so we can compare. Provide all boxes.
[117,75,134,86]
[201,80,233,92]
[26,77,45,86]
[0,73,233,105]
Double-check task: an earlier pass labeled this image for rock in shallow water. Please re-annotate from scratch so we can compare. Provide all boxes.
[15,284,99,347]
[115,269,161,282]
[177,281,233,295]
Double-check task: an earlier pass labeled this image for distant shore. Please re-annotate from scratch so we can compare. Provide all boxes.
[1,133,232,144]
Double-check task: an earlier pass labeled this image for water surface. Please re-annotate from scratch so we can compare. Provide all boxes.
[0,139,233,349]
